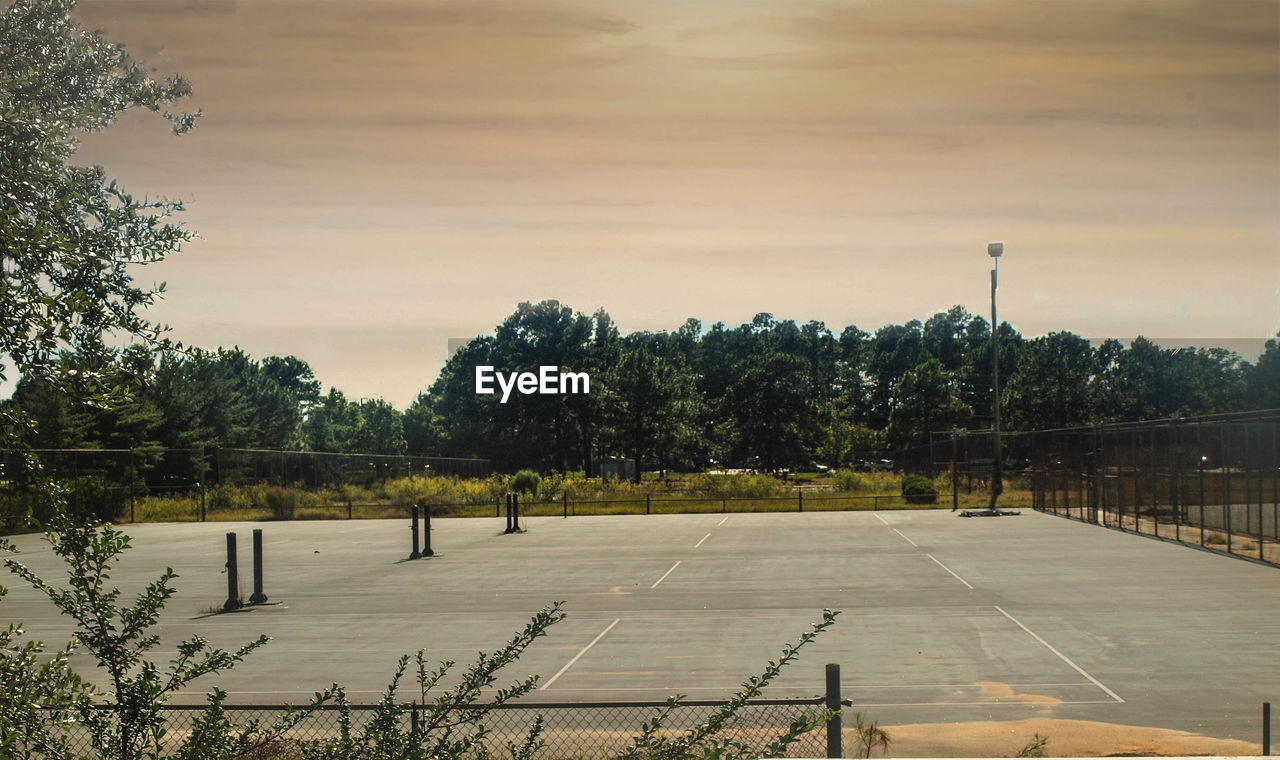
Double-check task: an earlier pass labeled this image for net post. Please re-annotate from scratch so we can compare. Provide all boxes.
[513,493,521,531]
[249,528,267,604]
[505,493,514,533]
[825,663,842,759]
[563,491,568,519]
[799,491,804,512]
[409,504,421,559]
[423,504,434,556]
[646,494,651,514]
[223,532,242,611]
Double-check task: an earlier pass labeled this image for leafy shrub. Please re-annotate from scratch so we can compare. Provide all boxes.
[263,486,298,520]
[900,474,938,505]
[509,470,542,495]
[832,470,865,491]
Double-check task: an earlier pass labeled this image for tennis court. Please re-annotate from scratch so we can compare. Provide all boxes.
[3,509,1276,753]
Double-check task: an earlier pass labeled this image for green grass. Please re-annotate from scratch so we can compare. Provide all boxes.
[7,470,1035,529]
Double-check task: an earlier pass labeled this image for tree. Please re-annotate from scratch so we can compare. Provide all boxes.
[1,0,198,397]
[885,358,972,450]
[1244,331,1280,410]
[1003,332,1096,430]
[606,332,701,481]
[1,0,201,529]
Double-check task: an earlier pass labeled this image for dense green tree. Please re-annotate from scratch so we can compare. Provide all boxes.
[1244,332,1280,410]
[886,358,972,449]
[1003,332,1096,430]
[921,306,974,372]
[866,321,924,430]
[605,332,702,481]
[1091,337,1245,422]
[348,398,407,456]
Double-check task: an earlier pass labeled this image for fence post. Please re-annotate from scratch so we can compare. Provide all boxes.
[505,493,513,533]
[873,495,879,511]
[513,493,520,531]
[410,505,421,559]
[347,498,352,520]
[798,491,804,512]
[951,433,959,512]
[200,446,207,522]
[249,529,267,604]
[722,497,726,513]
[563,491,568,519]
[1264,702,1271,756]
[223,533,242,611]
[825,663,842,759]
[646,494,651,515]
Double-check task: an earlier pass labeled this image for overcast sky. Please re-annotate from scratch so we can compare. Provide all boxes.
[70,0,1279,407]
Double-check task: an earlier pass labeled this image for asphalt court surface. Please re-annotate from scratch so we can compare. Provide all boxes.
[3,509,1277,741]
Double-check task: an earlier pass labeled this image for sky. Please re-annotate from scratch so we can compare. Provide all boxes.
[67,0,1280,407]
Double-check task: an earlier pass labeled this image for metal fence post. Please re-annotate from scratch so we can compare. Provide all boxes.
[1225,427,1233,554]
[249,529,267,604]
[1264,701,1271,756]
[646,494,651,515]
[224,533,242,611]
[825,663,842,759]
[798,491,804,512]
[563,491,568,518]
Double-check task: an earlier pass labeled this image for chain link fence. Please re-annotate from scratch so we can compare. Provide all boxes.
[50,699,835,759]
[950,410,1280,566]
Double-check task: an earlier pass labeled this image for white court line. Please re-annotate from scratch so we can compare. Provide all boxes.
[892,528,918,547]
[716,516,728,527]
[651,561,681,589]
[927,554,974,590]
[694,533,711,548]
[840,700,1120,707]
[541,619,620,690]
[994,606,1125,704]
[872,512,890,526]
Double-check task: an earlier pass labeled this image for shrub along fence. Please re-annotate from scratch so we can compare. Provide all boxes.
[109,491,958,523]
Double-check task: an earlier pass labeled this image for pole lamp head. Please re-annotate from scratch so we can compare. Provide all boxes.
[988,242,1004,258]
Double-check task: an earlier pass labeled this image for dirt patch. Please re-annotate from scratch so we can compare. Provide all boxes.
[879,717,1261,757]
[975,681,1063,707]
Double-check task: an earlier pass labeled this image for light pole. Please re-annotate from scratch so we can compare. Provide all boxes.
[988,241,1003,512]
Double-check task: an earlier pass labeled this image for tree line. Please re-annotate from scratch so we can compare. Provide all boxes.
[7,300,1277,478]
